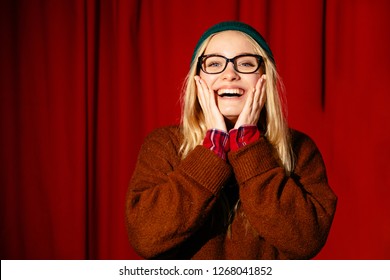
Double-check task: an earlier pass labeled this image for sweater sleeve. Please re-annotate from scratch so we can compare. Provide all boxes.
[126,127,232,259]
[227,131,337,259]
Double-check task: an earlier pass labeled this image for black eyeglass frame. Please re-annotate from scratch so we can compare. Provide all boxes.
[197,54,264,74]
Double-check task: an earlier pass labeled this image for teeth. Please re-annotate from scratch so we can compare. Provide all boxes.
[217,88,243,95]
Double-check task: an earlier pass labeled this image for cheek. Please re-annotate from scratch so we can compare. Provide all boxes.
[246,76,260,88]
[199,73,216,88]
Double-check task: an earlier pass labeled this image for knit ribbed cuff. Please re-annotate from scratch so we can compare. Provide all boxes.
[228,137,279,184]
[180,145,232,195]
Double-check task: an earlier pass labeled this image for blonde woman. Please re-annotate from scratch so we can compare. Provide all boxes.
[126,21,337,259]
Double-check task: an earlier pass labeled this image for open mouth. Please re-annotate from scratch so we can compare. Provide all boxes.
[216,88,244,98]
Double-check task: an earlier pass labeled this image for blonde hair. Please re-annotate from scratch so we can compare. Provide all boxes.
[180,31,295,174]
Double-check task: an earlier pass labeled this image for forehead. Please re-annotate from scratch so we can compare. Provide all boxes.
[204,30,256,55]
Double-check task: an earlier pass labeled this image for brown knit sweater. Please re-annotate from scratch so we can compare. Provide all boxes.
[126,125,337,259]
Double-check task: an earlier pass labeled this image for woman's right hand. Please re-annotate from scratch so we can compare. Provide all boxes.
[194,76,227,132]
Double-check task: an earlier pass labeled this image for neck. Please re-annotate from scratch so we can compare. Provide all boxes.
[224,117,237,131]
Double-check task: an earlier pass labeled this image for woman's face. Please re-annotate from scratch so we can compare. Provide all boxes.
[199,31,262,124]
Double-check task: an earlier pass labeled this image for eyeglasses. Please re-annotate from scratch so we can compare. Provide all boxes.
[197,54,263,74]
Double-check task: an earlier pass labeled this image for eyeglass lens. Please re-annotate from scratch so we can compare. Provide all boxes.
[200,55,260,74]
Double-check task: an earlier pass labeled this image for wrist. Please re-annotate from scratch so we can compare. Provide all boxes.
[203,129,230,160]
[229,125,260,151]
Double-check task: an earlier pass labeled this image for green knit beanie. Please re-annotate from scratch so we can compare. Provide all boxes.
[191,21,274,66]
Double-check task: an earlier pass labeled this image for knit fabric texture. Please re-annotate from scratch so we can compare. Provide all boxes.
[126,126,337,259]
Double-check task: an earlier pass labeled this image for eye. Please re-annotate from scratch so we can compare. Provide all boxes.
[208,62,221,67]
[205,59,223,68]
[238,59,256,67]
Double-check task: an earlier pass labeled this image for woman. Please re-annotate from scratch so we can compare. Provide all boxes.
[126,21,337,259]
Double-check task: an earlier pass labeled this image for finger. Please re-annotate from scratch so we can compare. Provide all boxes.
[194,76,206,108]
[259,74,267,108]
[254,75,264,104]
[195,77,226,131]
[243,86,255,115]
[195,76,211,107]
[234,86,254,129]
[201,78,216,106]
[198,76,219,111]
[195,77,213,127]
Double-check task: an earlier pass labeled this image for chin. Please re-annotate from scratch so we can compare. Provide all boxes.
[220,111,241,124]
[220,107,243,119]
[217,97,245,121]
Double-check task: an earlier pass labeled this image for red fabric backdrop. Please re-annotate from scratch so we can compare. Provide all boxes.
[1,0,390,259]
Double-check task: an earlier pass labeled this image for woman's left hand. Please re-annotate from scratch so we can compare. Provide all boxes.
[234,75,267,129]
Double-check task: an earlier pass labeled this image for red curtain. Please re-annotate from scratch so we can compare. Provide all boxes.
[1,0,389,260]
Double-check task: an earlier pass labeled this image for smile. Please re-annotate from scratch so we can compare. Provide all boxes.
[216,88,244,97]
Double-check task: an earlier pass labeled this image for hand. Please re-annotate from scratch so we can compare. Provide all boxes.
[234,75,267,129]
[194,76,227,132]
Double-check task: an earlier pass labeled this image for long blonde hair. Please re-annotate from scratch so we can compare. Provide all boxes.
[180,31,295,174]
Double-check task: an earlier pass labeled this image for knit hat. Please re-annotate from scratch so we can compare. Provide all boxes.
[191,21,274,66]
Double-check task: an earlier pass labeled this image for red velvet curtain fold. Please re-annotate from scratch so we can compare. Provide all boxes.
[1,0,389,259]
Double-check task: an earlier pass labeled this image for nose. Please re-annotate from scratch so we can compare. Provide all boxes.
[222,61,239,80]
